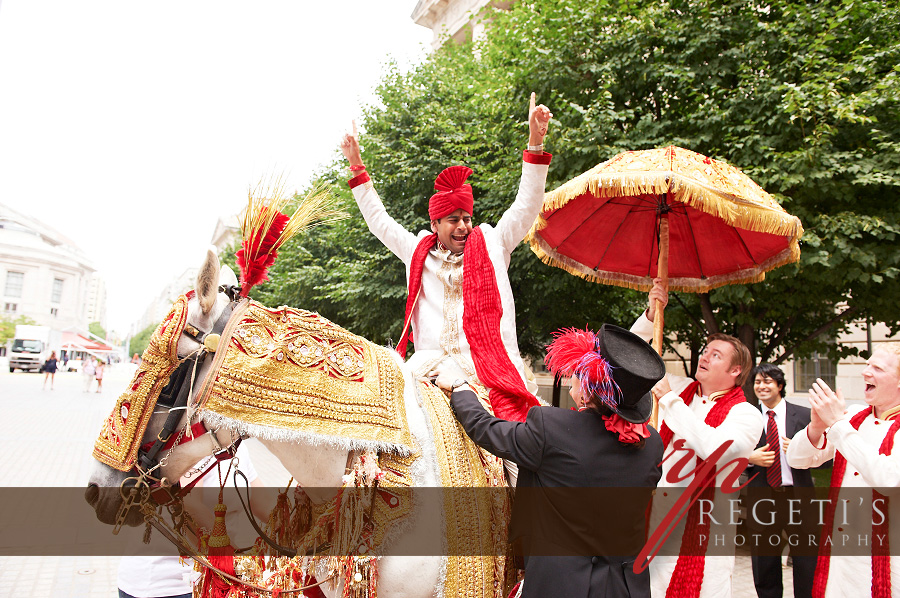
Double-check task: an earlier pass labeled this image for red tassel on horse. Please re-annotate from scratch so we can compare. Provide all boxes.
[199,503,236,598]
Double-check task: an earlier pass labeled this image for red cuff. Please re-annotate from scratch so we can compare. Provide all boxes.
[807,427,828,449]
[348,171,371,189]
[523,150,552,165]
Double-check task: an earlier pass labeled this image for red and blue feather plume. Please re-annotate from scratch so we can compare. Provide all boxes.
[545,327,622,410]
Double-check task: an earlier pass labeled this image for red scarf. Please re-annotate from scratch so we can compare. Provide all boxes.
[399,227,538,421]
[659,381,746,598]
[812,407,900,598]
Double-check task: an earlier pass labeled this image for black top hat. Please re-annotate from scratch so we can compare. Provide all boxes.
[596,324,666,423]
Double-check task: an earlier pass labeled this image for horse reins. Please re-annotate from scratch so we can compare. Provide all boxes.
[136,294,238,479]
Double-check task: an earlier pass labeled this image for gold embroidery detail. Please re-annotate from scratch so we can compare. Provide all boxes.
[202,302,413,452]
[709,389,729,402]
[436,250,476,377]
[93,295,190,471]
[880,405,900,422]
[419,379,512,598]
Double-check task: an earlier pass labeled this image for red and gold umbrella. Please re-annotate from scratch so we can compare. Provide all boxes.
[527,145,803,354]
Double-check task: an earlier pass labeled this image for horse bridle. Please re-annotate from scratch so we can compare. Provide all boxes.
[124,286,242,506]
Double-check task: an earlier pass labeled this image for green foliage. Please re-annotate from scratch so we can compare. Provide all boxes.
[0,315,38,347]
[256,0,900,367]
[128,323,157,359]
[88,321,107,340]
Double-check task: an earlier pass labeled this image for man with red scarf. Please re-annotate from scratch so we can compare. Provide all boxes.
[339,93,552,426]
[786,344,900,598]
[631,279,764,598]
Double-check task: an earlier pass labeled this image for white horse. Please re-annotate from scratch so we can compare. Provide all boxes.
[86,248,505,598]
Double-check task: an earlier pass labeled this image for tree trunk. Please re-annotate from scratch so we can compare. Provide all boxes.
[689,337,700,379]
[738,323,758,407]
[699,293,720,334]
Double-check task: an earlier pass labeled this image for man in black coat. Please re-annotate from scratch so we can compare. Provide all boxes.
[434,324,665,598]
[744,363,818,598]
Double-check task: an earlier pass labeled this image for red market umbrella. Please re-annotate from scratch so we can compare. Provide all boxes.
[527,145,803,354]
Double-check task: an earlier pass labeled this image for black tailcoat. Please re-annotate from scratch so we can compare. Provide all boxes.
[451,390,663,598]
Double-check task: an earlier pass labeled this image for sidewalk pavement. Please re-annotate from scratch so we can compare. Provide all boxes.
[0,363,779,597]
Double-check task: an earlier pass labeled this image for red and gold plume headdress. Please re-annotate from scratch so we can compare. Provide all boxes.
[237,177,346,297]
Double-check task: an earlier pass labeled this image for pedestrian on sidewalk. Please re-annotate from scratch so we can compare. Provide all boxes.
[82,355,95,392]
[95,358,105,393]
[42,350,58,390]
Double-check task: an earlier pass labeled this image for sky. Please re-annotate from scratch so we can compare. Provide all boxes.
[0,1,433,335]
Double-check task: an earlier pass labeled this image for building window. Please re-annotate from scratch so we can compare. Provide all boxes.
[50,307,58,317]
[793,352,836,393]
[4,302,16,313]
[5,272,24,297]
[51,278,64,303]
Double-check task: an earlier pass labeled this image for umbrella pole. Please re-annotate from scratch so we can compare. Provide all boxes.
[652,216,669,354]
[650,215,670,429]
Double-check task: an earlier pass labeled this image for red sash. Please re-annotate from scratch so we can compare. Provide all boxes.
[659,381,746,598]
[399,227,537,422]
[812,407,899,598]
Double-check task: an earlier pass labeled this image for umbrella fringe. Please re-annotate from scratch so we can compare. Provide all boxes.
[543,173,803,240]
[528,234,800,294]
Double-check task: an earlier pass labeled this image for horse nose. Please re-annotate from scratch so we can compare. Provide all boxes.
[84,483,99,507]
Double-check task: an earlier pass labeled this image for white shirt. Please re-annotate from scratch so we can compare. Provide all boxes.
[760,398,794,486]
[786,405,900,598]
[351,158,550,389]
[117,443,258,597]
[631,313,764,598]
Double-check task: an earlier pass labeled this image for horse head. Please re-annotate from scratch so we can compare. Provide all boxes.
[85,248,241,526]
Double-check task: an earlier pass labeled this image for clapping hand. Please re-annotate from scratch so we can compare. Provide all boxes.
[808,377,847,429]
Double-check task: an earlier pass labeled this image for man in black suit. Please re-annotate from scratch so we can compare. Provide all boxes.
[745,363,817,598]
[434,324,665,598]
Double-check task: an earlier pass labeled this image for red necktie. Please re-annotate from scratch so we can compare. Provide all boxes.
[766,410,782,488]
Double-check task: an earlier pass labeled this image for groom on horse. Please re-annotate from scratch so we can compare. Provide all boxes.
[340,93,553,427]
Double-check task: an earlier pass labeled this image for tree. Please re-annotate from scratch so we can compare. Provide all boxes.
[89,321,107,341]
[128,323,157,359]
[474,0,900,370]
[253,0,900,373]
[0,315,38,347]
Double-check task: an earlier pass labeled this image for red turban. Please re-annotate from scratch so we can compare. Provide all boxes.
[428,165,474,220]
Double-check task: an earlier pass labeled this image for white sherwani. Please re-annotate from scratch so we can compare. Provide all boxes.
[632,314,764,597]
[350,157,550,392]
[786,405,900,597]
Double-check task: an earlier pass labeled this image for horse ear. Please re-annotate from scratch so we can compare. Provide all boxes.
[219,264,238,289]
[197,248,221,315]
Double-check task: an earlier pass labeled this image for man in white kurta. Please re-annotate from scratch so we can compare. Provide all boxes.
[632,282,763,598]
[786,344,900,597]
[339,95,552,400]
